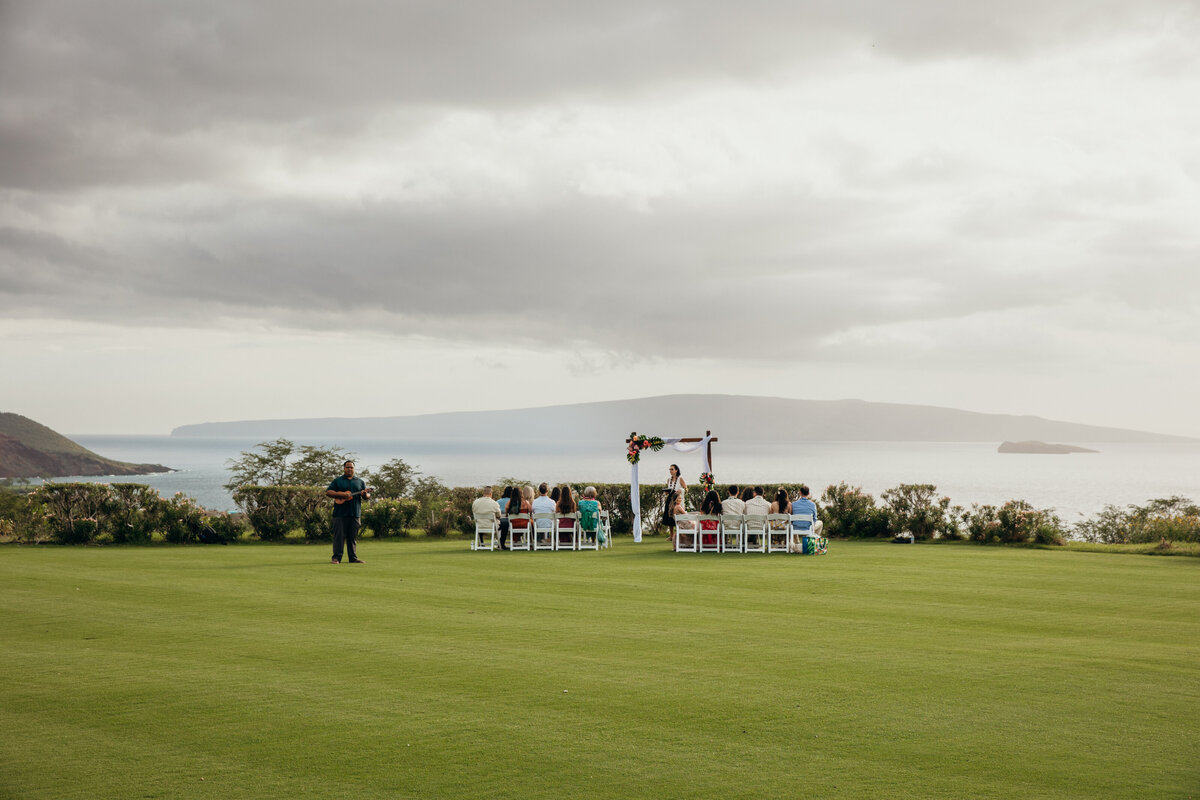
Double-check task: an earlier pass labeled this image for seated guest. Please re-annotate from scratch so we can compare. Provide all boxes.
[673,495,695,548]
[497,486,514,550]
[744,486,770,517]
[769,487,791,528]
[509,485,533,547]
[531,482,556,543]
[700,489,722,548]
[790,484,824,535]
[550,485,561,504]
[722,484,745,515]
[577,486,603,544]
[740,486,755,503]
[556,484,577,546]
[471,486,501,545]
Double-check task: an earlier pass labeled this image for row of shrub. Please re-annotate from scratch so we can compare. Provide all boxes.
[817,482,1068,545]
[1,481,1196,547]
[232,487,424,541]
[0,483,242,545]
[1072,496,1200,544]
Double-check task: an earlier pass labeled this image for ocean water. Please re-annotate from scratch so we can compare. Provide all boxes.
[41,435,1200,523]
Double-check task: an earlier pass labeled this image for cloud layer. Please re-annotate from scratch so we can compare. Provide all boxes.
[2,1,1199,433]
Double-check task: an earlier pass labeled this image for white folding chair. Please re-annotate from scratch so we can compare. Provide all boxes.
[719,514,744,553]
[555,512,579,551]
[789,513,815,553]
[599,510,613,548]
[472,513,497,551]
[698,515,722,552]
[743,515,768,553]
[673,514,699,552]
[531,513,556,551]
[766,514,791,552]
[577,509,600,550]
[508,513,532,550]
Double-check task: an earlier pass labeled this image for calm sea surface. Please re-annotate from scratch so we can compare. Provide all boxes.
[46,436,1200,522]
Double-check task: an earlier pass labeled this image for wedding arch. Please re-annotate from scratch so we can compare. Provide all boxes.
[625,431,718,542]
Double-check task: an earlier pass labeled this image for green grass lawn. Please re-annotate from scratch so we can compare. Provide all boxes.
[1,539,1197,800]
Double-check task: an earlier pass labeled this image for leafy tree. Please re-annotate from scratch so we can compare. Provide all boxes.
[409,475,460,536]
[287,445,357,487]
[224,438,295,490]
[224,438,357,491]
[361,458,422,499]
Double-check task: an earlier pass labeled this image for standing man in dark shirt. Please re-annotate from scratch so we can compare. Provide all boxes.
[327,460,369,564]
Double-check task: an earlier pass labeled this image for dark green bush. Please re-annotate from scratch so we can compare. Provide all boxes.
[36,483,111,544]
[1074,497,1200,544]
[820,483,889,539]
[106,484,165,544]
[1133,514,1200,544]
[0,486,45,542]
[881,483,960,541]
[998,501,1064,545]
[969,501,1065,545]
[965,504,1001,543]
[361,498,419,538]
[232,486,329,541]
[159,494,207,544]
[203,511,246,542]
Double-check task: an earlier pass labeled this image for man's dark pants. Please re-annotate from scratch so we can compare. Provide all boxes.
[332,516,360,562]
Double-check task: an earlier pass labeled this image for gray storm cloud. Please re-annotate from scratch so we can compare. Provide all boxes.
[1,0,1198,363]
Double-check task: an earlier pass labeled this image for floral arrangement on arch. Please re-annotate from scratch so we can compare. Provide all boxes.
[626,432,665,464]
[699,472,715,492]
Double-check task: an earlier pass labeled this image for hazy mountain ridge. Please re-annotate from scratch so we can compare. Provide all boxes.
[169,395,1192,444]
[998,441,1100,454]
[0,413,171,478]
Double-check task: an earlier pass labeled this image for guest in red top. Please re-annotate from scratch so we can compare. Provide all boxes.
[700,489,722,548]
[509,485,533,547]
[556,484,577,547]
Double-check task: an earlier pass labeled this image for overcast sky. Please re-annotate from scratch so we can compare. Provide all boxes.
[2,1,1199,437]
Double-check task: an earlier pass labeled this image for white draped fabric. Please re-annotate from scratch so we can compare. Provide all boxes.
[630,435,712,542]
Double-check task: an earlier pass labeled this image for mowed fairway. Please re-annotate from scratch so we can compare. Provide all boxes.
[1,540,1197,800]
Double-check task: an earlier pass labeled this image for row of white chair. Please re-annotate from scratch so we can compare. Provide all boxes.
[673,513,816,553]
[472,512,612,551]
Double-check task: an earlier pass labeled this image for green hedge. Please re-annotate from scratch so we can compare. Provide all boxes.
[1073,496,1200,544]
[966,501,1065,545]
[231,485,329,541]
[361,498,420,538]
[19,483,245,545]
[10,480,1198,549]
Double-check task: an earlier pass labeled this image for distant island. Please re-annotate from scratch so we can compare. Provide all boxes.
[171,394,1194,444]
[0,413,171,479]
[998,441,1100,454]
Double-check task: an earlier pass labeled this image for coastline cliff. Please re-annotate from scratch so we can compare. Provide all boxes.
[0,413,172,479]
